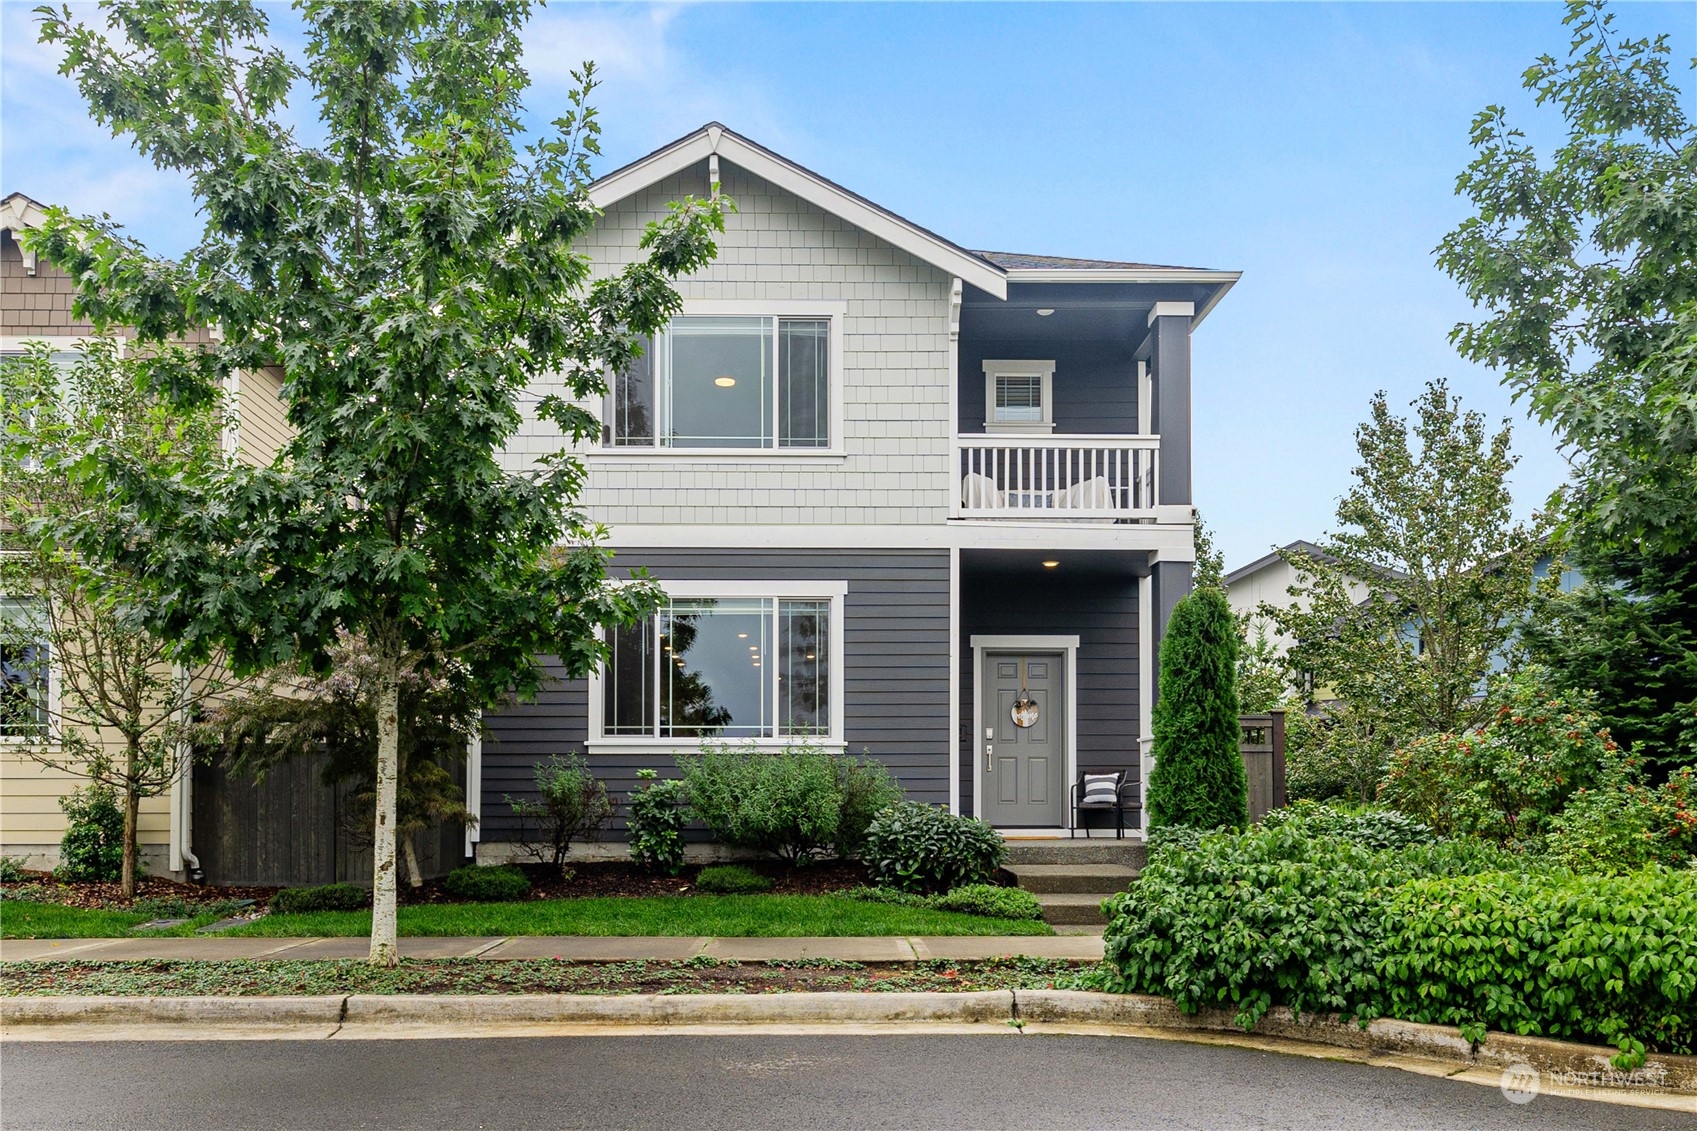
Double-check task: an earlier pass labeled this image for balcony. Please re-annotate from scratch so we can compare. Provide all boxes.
[955,434,1160,520]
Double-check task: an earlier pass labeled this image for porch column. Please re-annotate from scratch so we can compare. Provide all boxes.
[1149,558,1193,705]
[1148,301,1193,507]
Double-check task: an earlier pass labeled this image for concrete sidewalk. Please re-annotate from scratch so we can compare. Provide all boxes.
[0,934,1104,963]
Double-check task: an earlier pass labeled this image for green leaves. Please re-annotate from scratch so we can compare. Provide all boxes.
[860,802,1007,895]
[1148,587,1247,831]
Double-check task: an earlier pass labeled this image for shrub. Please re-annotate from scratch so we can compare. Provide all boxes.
[1261,800,1436,850]
[1146,588,1248,831]
[1099,824,1517,1030]
[0,856,28,883]
[270,883,369,915]
[1145,824,1211,859]
[56,786,124,883]
[443,864,531,902]
[627,769,688,875]
[1379,668,1616,847]
[839,885,930,908]
[861,802,1006,894]
[679,743,902,865]
[1380,867,1697,1061]
[929,883,1044,921]
[508,752,615,873]
[693,864,773,894]
[1546,765,1697,873]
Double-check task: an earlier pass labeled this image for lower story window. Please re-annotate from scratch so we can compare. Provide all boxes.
[603,597,832,739]
[0,597,49,740]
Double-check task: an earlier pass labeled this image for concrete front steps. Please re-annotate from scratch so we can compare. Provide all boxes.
[1002,840,1145,928]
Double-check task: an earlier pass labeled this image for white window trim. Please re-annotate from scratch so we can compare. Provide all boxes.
[983,359,1056,435]
[598,300,847,458]
[968,634,1079,830]
[587,579,849,754]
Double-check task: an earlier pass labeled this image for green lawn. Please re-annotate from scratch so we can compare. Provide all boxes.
[228,895,1053,938]
[0,902,222,939]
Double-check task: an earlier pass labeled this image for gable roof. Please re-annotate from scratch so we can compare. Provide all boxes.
[1,192,48,235]
[973,250,1210,272]
[590,124,1013,298]
[1224,540,1331,588]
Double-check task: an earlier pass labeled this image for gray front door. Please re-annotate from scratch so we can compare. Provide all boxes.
[981,651,1065,827]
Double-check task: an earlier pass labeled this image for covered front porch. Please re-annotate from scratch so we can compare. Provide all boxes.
[955,547,1174,837]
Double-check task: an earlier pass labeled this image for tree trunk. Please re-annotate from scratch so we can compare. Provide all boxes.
[121,739,141,900]
[370,666,402,967]
[401,835,423,889]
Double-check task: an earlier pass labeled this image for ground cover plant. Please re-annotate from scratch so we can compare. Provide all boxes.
[0,956,1092,997]
[842,884,1044,921]
[224,894,1052,939]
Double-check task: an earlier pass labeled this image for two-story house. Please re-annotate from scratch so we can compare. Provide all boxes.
[472,124,1239,853]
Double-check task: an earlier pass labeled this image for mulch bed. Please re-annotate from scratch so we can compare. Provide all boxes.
[3,860,868,912]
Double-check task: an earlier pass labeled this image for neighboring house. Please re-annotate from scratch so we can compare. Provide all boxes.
[0,191,291,877]
[474,124,1238,850]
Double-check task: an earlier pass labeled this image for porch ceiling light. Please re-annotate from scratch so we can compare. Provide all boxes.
[1042,560,1060,568]
[1036,308,1055,317]
[714,376,737,387]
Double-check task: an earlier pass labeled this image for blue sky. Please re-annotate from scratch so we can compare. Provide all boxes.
[4,1,1693,568]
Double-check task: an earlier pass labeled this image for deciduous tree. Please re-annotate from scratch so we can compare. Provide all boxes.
[30,0,724,963]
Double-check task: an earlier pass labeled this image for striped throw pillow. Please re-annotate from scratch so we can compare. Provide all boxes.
[1082,773,1120,805]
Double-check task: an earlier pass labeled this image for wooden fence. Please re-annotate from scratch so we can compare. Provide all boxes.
[191,754,465,888]
[1239,711,1288,822]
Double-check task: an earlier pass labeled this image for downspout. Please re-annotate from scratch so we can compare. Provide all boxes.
[171,664,203,883]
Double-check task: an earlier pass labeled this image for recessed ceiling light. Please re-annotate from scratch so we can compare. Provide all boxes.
[737,633,748,639]
[805,654,816,661]
[1042,560,1060,568]
[714,376,737,388]
[1036,308,1055,317]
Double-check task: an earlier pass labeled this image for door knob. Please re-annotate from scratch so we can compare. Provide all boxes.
[985,743,993,773]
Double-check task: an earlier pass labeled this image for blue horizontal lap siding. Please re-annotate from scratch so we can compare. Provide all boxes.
[959,570,1140,824]
[480,549,952,844]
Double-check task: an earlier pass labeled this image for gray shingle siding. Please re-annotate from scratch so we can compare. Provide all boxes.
[480,548,951,843]
[958,569,1141,823]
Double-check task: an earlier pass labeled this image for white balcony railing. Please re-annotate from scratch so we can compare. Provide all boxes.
[955,433,1160,519]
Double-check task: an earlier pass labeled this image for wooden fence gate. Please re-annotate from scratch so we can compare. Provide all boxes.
[1238,711,1288,822]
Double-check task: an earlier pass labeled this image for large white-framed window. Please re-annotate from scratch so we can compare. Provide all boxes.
[589,581,847,750]
[606,302,845,454]
[0,595,51,742]
[983,359,1056,434]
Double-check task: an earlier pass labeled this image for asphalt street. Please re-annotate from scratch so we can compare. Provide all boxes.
[3,1033,1692,1130]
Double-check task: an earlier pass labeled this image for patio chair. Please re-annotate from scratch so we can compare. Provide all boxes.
[1069,768,1131,839]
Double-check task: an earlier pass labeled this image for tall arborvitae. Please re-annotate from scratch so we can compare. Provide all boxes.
[1147,586,1249,830]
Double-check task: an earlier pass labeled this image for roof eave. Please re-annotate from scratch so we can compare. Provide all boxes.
[1005,268,1242,329]
[589,126,1009,300]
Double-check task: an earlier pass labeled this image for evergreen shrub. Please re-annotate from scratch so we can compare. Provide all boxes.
[1146,588,1248,831]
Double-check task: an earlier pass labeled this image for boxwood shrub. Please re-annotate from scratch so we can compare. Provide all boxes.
[270,883,368,915]
[443,864,531,902]
[861,802,1006,895]
[693,864,773,894]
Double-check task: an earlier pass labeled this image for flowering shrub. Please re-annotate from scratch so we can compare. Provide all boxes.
[1547,766,1697,873]
[1378,668,1616,846]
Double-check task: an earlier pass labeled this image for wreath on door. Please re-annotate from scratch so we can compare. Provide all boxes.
[1010,657,1039,728]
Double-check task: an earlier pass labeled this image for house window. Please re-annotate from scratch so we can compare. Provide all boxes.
[0,597,49,741]
[610,315,832,450]
[982,360,1056,433]
[602,596,833,739]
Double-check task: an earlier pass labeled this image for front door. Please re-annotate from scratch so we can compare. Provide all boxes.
[981,651,1066,827]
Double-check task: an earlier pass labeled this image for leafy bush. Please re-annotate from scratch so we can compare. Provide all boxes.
[0,856,28,883]
[1146,587,1248,830]
[1546,765,1697,873]
[508,752,615,873]
[1145,824,1211,859]
[693,864,773,894]
[1261,800,1436,850]
[929,883,1044,921]
[56,786,124,883]
[1379,669,1616,846]
[442,864,531,902]
[861,802,1006,894]
[1380,867,1697,1061]
[678,743,902,865]
[1100,824,1517,1030]
[839,885,930,908]
[270,883,369,915]
[627,769,688,875]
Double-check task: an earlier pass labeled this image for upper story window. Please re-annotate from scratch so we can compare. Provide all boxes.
[609,313,836,450]
[0,597,49,741]
[983,359,1055,434]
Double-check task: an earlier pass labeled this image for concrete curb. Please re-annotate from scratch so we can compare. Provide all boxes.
[4,990,1693,1107]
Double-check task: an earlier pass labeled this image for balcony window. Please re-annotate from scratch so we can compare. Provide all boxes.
[983,359,1055,434]
[609,315,832,450]
[602,596,833,740]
